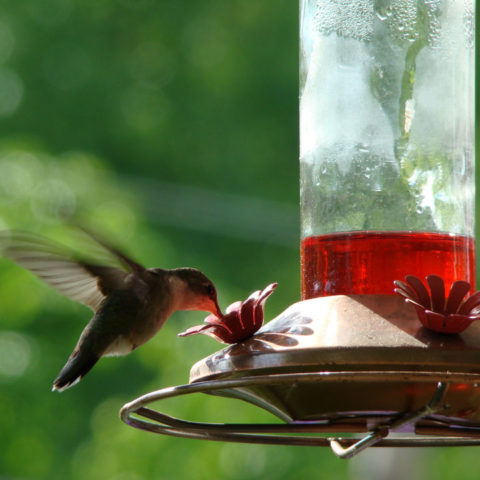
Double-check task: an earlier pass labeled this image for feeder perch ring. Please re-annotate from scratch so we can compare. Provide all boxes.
[120,370,480,458]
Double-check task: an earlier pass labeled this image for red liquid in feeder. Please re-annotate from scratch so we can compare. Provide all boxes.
[301,231,476,299]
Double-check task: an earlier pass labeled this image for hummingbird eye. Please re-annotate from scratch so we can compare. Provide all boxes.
[206,284,215,297]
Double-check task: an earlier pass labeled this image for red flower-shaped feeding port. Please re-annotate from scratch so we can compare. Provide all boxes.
[179,283,277,344]
[394,275,480,334]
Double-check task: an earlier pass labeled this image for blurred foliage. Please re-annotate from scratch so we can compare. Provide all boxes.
[0,0,478,479]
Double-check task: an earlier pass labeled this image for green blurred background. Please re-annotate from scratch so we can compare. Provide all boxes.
[0,1,478,479]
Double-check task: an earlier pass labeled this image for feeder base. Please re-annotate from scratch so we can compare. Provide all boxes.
[189,295,480,422]
[120,296,480,458]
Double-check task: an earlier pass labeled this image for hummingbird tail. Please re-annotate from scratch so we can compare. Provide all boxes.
[52,350,99,392]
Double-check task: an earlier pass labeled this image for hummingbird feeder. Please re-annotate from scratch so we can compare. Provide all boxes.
[121,0,479,458]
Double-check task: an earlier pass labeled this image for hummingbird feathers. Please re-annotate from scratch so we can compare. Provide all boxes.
[0,229,220,392]
[0,231,131,311]
[53,289,145,392]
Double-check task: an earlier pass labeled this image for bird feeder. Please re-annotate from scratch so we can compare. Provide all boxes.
[121,0,479,458]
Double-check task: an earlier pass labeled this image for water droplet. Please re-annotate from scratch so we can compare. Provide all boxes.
[356,143,369,153]
[375,10,387,21]
[314,0,374,41]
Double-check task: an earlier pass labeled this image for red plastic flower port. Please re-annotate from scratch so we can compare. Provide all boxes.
[178,283,278,344]
[394,275,480,334]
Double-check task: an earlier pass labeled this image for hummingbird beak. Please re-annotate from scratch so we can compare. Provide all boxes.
[211,297,223,318]
[199,296,222,317]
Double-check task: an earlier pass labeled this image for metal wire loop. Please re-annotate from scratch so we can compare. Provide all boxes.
[120,371,480,456]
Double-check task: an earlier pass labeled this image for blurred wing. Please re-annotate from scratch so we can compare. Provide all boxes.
[0,231,129,311]
[76,225,145,274]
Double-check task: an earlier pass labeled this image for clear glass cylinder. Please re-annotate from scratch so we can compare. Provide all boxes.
[300,0,475,298]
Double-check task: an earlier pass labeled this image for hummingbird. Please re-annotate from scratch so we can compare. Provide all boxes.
[0,230,222,392]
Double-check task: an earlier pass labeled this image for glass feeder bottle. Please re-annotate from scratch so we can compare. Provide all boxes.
[300,0,475,299]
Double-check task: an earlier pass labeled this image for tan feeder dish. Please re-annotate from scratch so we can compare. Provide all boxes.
[120,0,479,458]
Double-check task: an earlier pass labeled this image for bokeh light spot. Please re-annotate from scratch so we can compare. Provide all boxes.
[4,431,53,477]
[27,0,74,26]
[91,200,137,240]
[0,20,14,64]
[120,86,170,133]
[0,158,34,201]
[111,473,145,480]
[0,217,9,230]
[43,42,92,91]
[183,18,228,69]
[0,67,23,117]
[0,330,31,379]
[219,443,267,478]
[128,42,175,89]
[120,0,153,10]
[30,178,77,222]
[0,266,42,326]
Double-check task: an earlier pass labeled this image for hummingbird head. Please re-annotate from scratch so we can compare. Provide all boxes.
[169,268,222,317]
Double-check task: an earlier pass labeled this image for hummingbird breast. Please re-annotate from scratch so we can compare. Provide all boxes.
[94,274,175,358]
[124,295,173,350]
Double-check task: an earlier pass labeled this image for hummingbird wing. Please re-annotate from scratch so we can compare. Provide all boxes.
[75,225,145,274]
[0,231,140,311]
